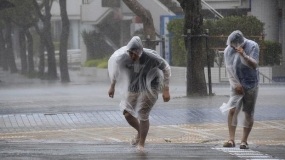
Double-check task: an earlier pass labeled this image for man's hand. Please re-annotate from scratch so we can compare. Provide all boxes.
[235,84,244,95]
[235,46,257,69]
[108,84,115,98]
[162,87,170,102]
[235,46,244,56]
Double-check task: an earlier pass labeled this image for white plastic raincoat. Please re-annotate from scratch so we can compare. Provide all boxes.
[220,31,259,127]
[108,36,171,120]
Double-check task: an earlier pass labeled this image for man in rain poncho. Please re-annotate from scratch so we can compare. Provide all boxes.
[220,30,259,149]
[108,36,171,152]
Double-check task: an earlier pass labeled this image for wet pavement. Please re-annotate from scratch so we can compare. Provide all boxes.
[0,68,285,159]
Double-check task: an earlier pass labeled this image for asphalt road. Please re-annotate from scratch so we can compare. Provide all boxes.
[0,69,285,160]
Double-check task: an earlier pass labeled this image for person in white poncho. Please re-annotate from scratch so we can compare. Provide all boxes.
[220,30,259,149]
[108,36,171,152]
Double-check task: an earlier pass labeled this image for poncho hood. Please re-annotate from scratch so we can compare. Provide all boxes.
[226,30,245,48]
[126,36,143,56]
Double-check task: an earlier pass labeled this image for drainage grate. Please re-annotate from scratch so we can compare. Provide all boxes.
[213,147,284,160]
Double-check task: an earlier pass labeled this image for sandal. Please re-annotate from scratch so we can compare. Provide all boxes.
[223,140,235,147]
[130,136,139,146]
[240,142,249,149]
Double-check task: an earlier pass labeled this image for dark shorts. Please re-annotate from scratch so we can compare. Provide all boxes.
[242,86,259,115]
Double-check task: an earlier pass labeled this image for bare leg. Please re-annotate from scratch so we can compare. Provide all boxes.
[138,120,149,149]
[136,90,157,151]
[228,108,237,141]
[124,111,140,139]
[241,113,253,142]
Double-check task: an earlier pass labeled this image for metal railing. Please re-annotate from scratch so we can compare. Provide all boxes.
[259,71,274,83]
[201,0,224,19]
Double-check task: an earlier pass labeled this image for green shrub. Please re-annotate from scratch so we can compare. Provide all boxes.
[81,29,113,60]
[26,72,38,79]
[53,41,60,51]
[84,59,101,67]
[167,15,265,66]
[97,61,108,68]
[167,18,186,66]
[263,41,282,66]
[84,57,109,68]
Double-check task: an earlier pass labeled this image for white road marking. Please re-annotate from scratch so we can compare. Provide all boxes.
[213,147,284,160]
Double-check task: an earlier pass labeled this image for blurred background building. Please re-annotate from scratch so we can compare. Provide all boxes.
[48,0,284,80]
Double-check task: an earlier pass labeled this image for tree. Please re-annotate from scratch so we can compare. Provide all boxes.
[0,3,18,73]
[33,0,57,80]
[0,0,39,75]
[4,18,18,73]
[177,0,208,96]
[34,22,46,79]
[25,30,35,74]
[58,0,70,82]
[19,29,27,74]
[10,0,37,75]
[0,29,7,70]
[122,0,156,49]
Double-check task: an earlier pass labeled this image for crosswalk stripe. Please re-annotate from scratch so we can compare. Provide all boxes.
[213,147,284,160]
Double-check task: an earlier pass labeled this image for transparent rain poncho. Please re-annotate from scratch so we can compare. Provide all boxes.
[108,36,171,120]
[220,31,259,128]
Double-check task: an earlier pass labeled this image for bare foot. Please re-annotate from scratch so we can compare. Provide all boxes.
[130,134,140,146]
[137,145,144,152]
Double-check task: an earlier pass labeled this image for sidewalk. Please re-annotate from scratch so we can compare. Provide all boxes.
[0,69,285,159]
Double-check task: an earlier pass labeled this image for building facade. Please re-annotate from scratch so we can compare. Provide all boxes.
[49,0,284,78]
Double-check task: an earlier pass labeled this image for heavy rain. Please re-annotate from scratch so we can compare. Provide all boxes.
[0,0,285,159]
